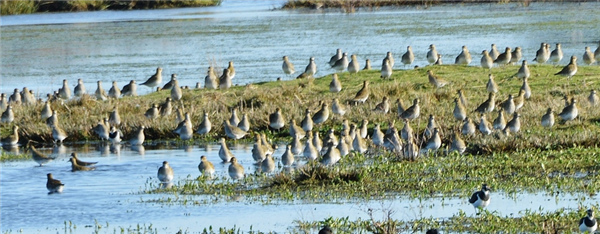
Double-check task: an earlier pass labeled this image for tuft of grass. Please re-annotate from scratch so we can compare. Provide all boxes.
[0,0,38,15]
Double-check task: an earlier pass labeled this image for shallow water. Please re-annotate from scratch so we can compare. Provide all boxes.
[2,1,600,232]
[0,143,594,233]
[1,1,599,96]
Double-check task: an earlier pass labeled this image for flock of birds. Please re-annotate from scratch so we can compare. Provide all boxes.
[2,40,600,233]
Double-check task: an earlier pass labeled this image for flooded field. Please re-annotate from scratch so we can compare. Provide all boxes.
[1,0,600,233]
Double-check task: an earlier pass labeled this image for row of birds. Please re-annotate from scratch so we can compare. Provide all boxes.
[1,41,599,109]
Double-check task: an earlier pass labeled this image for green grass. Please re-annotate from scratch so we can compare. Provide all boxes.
[0,0,223,15]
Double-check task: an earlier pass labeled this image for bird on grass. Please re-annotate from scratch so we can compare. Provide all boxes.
[555,56,577,79]
[579,209,597,233]
[329,74,342,93]
[352,81,370,104]
[1,125,19,146]
[140,67,163,90]
[223,120,247,140]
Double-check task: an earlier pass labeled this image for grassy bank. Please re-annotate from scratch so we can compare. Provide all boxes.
[0,0,222,16]
[2,64,600,151]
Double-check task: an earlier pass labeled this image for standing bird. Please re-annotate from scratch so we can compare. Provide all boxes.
[494,47,512,66]
[426,44,439,65]
[489,44,500,60]
[228,157,244,180]
[329,74,342,93]
[29,143,54,166]
[229,108,240,126]
[219,68,232,89]
[204,67,218,89]
[401,46,415,67]
[108,106,121,125]
[51,125,67,144]
[505,112,521,133]
[534,42,550,64]
[227,61,236,79]
[332,98,347,116]
[58,79,71,99]
[501,94,516,115]
[161,74,177,90]
[380,58,392,79]
[73,79,86,97]
[312,103,330,125]
[108,81,121,99]
[457,89,469,107]
[480,50,493,70]
[108,126,122,144]
[385,51,395,68]
[144,104,159,120]
[1,104,14,124]
[173,112,193,140]
[427,70,449,88]
[478,114,493,135]
[450,132,467,154]
[469,184,491,213]
[305,57,317,77]
[541,108,555,128]
[352,81,370,104]
[46,173,64,194]
[486,74,498,93]
[223,120,247,140]
[300,109,313,132]
[196,112,212,135]
[453,98,467,121]
[554,56,578,79]
[521,77,531,99]
[269,108,285,131]
[588,89,599,106]
[140,67,163,90]
[558,98,578,122]
[434,53,443,65]
[583,46,596,65]
[363,59,372,70]
[328,48,343,67]
[549,43,563,65]
[158,97,172,116]
[455,45,472,65]
[374,97,390,114]
[348,54,360,74]
[579,209,597,233]
[510,46,522,65]
[462,117,476,136]
[474,93,496,114]
[332,52,349,72]
[261,154,275,173]
[94,81,108,101]
[121,80,137,97]
[516,60,530,79]
[1,125,19,146]
[371,123,384,146]
[218,138,234,163]
[492,109,506,131]
[282,56,296,77]
[92,120,109,141]
[170,77,182,101]
[400,99,420,120]
[157,161,174,183]
[281,145,295,167]
[129,126,145,145]
[198,155,215,177]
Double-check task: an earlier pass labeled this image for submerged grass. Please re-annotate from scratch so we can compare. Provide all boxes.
[142,146,600,203]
